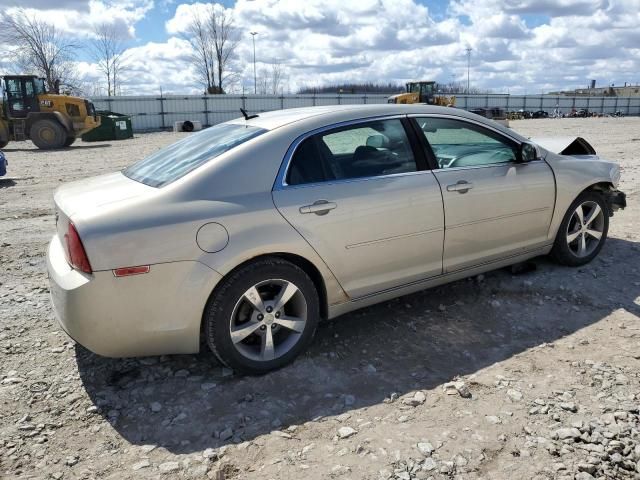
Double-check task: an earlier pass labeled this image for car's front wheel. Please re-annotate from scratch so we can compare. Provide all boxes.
[204,257,320,375]
[551,191,609,266]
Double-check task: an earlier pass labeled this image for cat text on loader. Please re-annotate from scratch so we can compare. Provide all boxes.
[387,81,455,107]
[0,75,100,149]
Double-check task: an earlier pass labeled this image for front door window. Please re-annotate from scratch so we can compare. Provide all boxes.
[415,117,517,169]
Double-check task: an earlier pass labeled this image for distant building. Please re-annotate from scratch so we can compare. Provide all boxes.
[549,82,640,97]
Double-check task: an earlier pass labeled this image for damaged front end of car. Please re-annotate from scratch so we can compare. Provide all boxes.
[601,187,626,215]
[532,136,627,216]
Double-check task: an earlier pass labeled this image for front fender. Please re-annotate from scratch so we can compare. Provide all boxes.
[545,152,618,240]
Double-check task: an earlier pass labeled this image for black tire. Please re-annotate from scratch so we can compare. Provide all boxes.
[204,257,320,375]
[30,119,67,149]
[64,136,76,147]
[551,191,609,267]
[182,120,194,132]
[0,140,8,149]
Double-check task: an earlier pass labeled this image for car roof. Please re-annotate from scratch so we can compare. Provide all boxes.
[226,104,524,142]
[227,104,450,129]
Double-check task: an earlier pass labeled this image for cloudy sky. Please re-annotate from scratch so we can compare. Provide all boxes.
[0,0,639,96]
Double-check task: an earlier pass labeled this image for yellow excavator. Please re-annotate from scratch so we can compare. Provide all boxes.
[0,75,100,149]
[387,81,455,107]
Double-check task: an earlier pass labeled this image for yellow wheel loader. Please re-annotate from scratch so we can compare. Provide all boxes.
[0,75,100,149]
[387,81,455,107]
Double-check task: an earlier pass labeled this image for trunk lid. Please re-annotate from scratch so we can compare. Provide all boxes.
[54,172,155,241]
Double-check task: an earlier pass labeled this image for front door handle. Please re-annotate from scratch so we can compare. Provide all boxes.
[299,200,337,215]
[446,180,474,193]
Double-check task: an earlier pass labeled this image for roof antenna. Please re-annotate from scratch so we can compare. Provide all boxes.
[240,108,259,120]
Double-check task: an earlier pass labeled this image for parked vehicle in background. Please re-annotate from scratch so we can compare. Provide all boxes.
[570,108,591,118]
[0,150,6,177]
[0,75,100,149]
[532,110,549,119]
[47,105,626,374]
[469,107,509,126]
[387,81,455,106]
[516,109,534,119]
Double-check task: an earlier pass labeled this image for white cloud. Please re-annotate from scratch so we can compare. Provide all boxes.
[166,2,215,35]
[78,36,197,95]
[1,0,154,39]
[0,0,90,9]
[158,0,640,95]
[3,0,640,95]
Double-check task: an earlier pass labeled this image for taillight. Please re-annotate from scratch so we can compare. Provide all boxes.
[64,222,92,274]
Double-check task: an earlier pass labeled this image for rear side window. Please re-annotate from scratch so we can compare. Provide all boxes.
[124,123,266,187]
[287,119,416,185]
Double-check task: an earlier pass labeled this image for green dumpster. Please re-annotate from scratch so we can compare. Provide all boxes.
[81,111,133,142]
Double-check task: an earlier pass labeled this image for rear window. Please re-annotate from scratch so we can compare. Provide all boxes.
[123,123,266,187]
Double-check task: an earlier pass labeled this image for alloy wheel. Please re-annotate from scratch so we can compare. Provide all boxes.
[229,279,307,362]
[566,200,605,258]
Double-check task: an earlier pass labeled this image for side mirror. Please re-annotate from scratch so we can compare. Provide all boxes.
[518,142,540,163]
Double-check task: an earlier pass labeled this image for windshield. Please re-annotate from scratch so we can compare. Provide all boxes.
[123,123,267,188]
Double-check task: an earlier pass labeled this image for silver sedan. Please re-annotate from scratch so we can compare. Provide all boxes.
[47,105,626,374]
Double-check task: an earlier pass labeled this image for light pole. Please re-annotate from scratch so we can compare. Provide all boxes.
[465,47,472,94]
[250,31,258,94]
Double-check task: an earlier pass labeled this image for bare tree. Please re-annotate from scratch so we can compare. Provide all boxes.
[89,23,128,97]
[184,5,239,94]
[269,59,285,95]
[222,73,241,93]
[184,11,216,93]
[255,67,270,94]
[0,9,78,92]
[254,60,286,95]
[207,6,239,94]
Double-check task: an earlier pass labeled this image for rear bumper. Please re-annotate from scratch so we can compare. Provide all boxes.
[47,235,222,357]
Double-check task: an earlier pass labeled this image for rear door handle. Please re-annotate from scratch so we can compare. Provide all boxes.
[299,200,337,215]
[446,181,474,193]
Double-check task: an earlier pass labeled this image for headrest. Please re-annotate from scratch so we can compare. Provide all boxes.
[366,134,389,148]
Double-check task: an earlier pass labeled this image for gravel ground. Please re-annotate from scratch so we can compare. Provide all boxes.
[1,118,639,480]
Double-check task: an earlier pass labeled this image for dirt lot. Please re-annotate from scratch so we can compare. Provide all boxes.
[1,118,639,480]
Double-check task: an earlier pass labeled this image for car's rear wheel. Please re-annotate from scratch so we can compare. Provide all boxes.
[204,257,320,375]
[551,191,609,266]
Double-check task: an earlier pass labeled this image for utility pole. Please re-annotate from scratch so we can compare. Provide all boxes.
[250,31,258,94]
[465,47,472,94]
